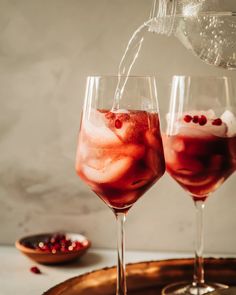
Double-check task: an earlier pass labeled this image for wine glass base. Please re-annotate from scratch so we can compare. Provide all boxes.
[162,281,228,295]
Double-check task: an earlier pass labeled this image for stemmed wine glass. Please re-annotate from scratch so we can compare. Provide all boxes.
[162,76,236,295]
[75,76,165,295]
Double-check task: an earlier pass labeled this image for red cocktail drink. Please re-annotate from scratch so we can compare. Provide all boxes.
[76,109,165,213]
[164,111,236,201]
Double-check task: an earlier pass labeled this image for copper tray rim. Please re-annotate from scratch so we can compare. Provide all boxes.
[43,257,236,295]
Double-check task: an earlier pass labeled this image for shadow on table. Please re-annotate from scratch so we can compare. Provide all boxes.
[55,251,105,269]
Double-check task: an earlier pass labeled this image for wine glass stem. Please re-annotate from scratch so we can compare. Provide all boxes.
[193,200,205,287]
[116,212,127,295]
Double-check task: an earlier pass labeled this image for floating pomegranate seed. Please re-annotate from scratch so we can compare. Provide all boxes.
[192,115,199,124]
[184,115,192,123]
[115,119,122,129]
[199,115,207,126]
[30,266,41,274]
[212,118,222,126]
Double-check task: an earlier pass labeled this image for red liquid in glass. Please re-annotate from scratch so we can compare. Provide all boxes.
[76,110,165,213]
[164,120,236,201]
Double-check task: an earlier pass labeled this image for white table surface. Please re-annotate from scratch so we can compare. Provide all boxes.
[0,245,194,295]
[3,246,234,295]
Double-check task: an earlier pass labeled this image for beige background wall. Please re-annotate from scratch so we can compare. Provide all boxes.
[0,0,236,254]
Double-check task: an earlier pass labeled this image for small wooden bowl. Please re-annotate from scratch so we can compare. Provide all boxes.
[15,232,91,265]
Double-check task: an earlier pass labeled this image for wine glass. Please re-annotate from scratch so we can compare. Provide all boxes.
[162,75,236,295]
[75,76,165,295]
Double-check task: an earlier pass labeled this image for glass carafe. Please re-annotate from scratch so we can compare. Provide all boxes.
[149,0,236,70]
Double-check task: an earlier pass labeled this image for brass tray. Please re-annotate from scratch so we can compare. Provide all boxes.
[44,258,236,295]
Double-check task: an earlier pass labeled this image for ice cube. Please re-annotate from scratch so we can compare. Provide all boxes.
[76,141,89,161]
[145,130,163,150]
[178,120,227,138]
[83,109,121,146]
[86,157,113,170]
[82,157,133,183]
[177,125,207,137]
[163,136,178,166]
[221,110,236,137]
[75,140,89,172]
[172,137,185,152]
[203,123,227,137]
[118,144,145,159]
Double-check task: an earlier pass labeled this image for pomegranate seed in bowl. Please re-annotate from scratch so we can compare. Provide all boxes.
[15,232,91,265]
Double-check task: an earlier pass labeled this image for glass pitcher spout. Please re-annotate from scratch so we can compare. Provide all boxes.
[149,0,177,35]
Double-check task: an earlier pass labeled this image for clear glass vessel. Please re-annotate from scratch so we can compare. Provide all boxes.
[149,0,236,69]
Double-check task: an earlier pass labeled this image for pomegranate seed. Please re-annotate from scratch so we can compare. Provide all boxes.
[75,241,83,250]
[24,233,85,254]
[51,243,61,253]
[212,118,222,126]
[199,115,207,126]
[192,115,199,124]
[38,243,50,251]
[60,246,67,252]
[184,115,192,123]
[30,266,41,274]
[115,119,122,129]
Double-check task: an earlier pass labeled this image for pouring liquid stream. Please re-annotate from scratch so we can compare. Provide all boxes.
[112,22,150,111]
[112,0,236,111]
[111,0,172,111]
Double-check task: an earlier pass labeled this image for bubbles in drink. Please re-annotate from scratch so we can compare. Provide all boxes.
[177,15,236,69]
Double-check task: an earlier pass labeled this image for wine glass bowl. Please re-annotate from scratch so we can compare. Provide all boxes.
[76,109,165,213]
